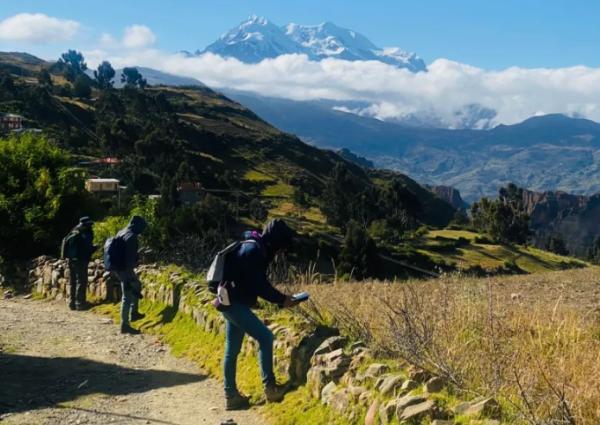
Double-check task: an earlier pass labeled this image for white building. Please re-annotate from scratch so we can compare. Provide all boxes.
[85,178,120,192]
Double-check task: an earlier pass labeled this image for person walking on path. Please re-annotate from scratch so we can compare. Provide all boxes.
[220,219,301,411]
[113,215,147,335]
[61,216,96,311]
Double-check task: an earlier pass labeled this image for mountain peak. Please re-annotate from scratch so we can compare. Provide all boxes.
[243,15,270,27]
[203,17,426,72]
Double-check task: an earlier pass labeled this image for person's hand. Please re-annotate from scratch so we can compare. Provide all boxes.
[282,295,300,308]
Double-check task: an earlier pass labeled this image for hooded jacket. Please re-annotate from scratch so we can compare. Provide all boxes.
[116,216,147,270]
[74,224,95,262]
[228,219,295,307]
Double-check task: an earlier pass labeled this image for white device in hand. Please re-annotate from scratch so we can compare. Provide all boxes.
[291,292,310,302]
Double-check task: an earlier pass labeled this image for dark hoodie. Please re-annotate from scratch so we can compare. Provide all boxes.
[116,216,147,270]
[228,219,295,307]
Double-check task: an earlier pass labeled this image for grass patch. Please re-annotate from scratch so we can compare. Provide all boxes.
[244,169,276,182]
[262,182,294,197]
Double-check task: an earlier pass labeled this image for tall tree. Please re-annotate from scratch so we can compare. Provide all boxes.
[338,220,380,280]
[73,75,92,98]
[471,183,530,244]
[121,67,147,89]
[37,69,52,87]
[94,61,115,90]
[58,50,87,81]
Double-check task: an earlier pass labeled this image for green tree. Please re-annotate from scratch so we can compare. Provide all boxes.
[338,220,380,280]
[321,163,366,228]
[73,75,92,98]
[37,69,52,87]
[94,61,115,90]
[121,67,147,89]
[471,184,530,244]
[0,134,89,259]
[58,50,87,81]
[547,235,569,256]
[588,236,600,265]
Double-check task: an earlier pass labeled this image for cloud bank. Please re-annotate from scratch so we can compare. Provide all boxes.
[0,13,80,43]
[86,46,600,126]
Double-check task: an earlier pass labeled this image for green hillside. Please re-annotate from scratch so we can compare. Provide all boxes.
[0,51,588,278]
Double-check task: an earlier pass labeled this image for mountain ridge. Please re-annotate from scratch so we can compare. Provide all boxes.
[221,89,600,201]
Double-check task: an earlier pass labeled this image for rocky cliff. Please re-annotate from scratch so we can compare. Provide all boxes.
[522,189,600,257]
[427,185,469,212]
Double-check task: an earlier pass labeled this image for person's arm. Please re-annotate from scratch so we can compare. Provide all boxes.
[244,247,286,305]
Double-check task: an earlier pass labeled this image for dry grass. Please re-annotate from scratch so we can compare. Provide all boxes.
[294,267,600,424]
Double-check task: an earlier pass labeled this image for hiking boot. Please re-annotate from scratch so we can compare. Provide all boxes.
[131,312,145,321]
[264,383,286,403]
[225,392,250,411]
[120,324,141,335]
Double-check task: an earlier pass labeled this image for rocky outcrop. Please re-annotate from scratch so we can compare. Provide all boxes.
[522,189,600,257]
[427,185,469,211]
[28,256,502,424]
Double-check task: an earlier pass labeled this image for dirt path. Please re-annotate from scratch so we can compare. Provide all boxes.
[0,296,265,425]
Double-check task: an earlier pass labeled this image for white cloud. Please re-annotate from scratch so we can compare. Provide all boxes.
[87,47,600,126]
[122,25,156,48]
[0,13,80,43]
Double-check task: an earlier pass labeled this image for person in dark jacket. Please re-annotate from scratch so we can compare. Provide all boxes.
[221,218,300,410]
[114,216,147,335]
[65,216,96,310]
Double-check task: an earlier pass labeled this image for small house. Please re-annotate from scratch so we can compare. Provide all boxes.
[177,181,202,205]
[0,113,23,132]
[85,178,120,193]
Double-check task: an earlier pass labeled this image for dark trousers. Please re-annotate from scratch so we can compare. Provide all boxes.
[68,260,88,307]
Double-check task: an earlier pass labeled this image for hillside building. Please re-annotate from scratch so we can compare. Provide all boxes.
[0,113,23,132]
[178,181,203,205]
[85,178,120,193]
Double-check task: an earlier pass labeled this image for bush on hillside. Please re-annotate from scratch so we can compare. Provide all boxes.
[0,134,92,259]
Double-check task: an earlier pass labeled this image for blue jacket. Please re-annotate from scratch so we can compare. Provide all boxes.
[116,216,147,271]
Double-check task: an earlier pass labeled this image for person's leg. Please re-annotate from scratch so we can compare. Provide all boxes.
[118,271,132,327]
[223,304,275,387]
[129,275,141,319]
[76,262,88,308]
[68,261,77,310]
[221,307,246,397]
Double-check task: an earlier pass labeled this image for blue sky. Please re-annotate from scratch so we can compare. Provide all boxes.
[1,0,599,69]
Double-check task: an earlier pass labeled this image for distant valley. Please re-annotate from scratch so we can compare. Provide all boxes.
[223,90,600,202]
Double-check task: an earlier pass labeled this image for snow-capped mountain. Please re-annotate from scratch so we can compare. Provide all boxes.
[201,16,305,63]
[200,15,426,72]
[284,21,426,71]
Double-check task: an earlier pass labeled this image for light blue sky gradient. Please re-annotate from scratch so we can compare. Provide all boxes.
[1,0,599,69]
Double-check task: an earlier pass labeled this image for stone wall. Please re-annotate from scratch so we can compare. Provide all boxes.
[28,257,501,425]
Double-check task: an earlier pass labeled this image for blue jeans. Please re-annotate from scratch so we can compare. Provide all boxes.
[115,269,141,326]
[221,303,275,397]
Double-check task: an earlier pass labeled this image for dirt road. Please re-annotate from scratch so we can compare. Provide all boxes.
[0,296,265,425]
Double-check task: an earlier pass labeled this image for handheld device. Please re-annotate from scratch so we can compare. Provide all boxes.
[291,291,310,302]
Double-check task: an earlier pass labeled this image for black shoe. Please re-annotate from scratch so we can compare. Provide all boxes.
[120,324,141,335]
[68,304,76,311]
[264,383,286,403]
[131,312,145,321]
[225,393,250,411]
[76,304,90,311]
